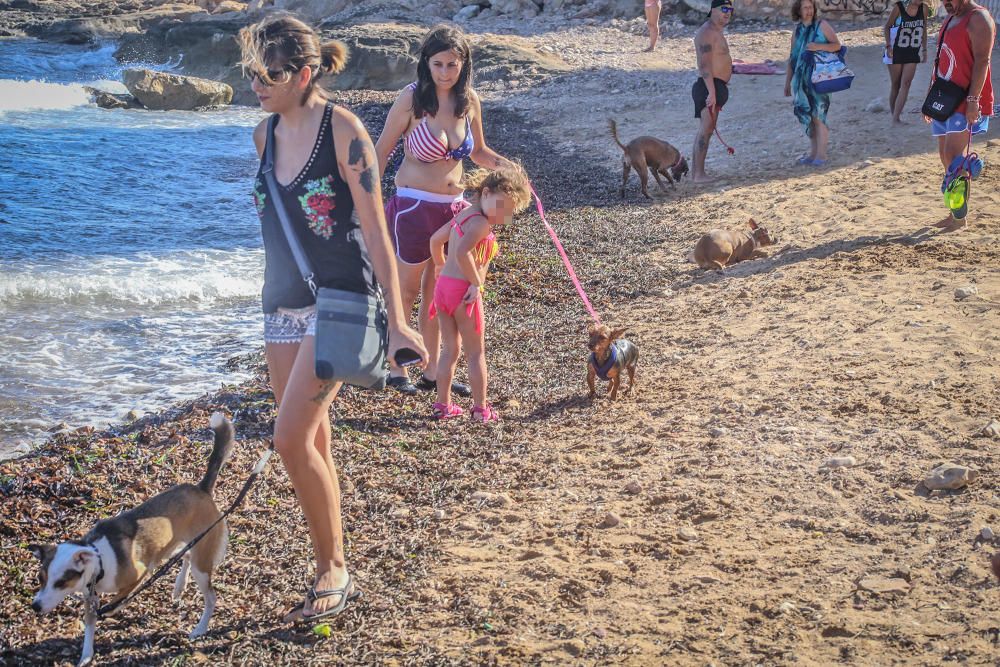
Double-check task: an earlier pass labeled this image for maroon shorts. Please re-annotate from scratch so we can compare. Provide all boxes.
[385,187,468,265]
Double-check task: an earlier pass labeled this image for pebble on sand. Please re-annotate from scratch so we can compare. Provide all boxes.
[823,456,857,469]
[954,285,978,301]
[598,512,622,529]
[863,97,887,113]
[678,526,698,541]
[858,575,911,595]
[979,420,1000,439]
[923,462,979,491]
[981,526,994,541]
[624,480,642,495]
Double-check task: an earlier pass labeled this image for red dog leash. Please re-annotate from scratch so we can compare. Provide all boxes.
[529,183,601,324]
[708,105,735,155]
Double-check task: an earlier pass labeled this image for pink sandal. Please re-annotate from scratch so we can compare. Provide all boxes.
[432,402,464,420]
[471,404,500,423]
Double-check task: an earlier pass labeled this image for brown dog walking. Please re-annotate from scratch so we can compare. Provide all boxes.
[609,119,689,199]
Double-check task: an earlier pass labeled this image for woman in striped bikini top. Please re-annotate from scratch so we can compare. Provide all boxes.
[404,82,475,163]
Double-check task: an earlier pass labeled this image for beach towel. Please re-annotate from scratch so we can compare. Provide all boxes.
[732,59,785,75]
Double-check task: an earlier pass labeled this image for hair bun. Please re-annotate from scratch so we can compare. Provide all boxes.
[320,40,348,75]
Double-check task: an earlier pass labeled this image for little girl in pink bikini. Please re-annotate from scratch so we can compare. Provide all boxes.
[428,165,531,422]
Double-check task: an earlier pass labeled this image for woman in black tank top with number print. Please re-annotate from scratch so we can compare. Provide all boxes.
[883,0,929,123]
[241,16,427,623]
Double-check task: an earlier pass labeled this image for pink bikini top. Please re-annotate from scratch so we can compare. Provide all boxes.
[404,82,475,163]
[452,210,498,266]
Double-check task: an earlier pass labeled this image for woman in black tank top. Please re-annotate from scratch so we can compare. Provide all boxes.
[241,16,427,622]
[883,0,929,123]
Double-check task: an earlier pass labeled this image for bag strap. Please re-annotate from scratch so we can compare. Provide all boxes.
[261,114,318,297]
[930,16,952,84]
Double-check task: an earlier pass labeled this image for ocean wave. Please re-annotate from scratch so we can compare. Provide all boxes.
[0,250,263,307]
[0,79,93,113]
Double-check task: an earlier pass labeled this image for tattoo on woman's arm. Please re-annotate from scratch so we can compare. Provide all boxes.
[348,137,378,194]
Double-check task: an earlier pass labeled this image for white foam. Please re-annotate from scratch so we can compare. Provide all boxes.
[0,250,264,307]
[0,79,92,113]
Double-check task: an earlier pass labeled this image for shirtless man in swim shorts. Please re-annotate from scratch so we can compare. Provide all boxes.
[692,0,734,183]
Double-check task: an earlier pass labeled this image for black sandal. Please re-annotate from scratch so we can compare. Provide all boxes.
[283,574,362,624]
[415,377,472,398]
[386,375,418,396]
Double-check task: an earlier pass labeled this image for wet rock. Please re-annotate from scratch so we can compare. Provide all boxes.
[678,526,698,541]
[923,462,979,490]
[857,575,911,595]
[598,512,621,529]
[454,4,480,19]
[823,455,856,469]
[123,69,233,111]
[124,409,143,422]
[623,480,642,495]
[954,285,978,300]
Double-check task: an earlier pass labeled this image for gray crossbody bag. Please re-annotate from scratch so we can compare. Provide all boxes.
[261,114,388,389]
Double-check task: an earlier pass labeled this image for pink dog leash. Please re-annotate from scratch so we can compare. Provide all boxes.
[529,183,601,324]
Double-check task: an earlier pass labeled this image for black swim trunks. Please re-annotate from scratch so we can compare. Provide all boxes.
[692,77,730,118]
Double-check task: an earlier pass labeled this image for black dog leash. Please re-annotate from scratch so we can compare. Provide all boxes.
[95,444,275,618]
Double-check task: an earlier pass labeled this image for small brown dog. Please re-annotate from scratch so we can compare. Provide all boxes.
[692,219,777,270]
[587,324,639,400]
[609,119,689,199]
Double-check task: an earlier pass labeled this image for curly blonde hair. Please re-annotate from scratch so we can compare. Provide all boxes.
[461,162,532,215]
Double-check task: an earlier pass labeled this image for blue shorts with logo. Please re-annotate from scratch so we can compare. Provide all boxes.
[931,111,990,137]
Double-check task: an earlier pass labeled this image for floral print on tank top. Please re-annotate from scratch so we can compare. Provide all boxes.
[298,175,338,239]
[252,177,267,216]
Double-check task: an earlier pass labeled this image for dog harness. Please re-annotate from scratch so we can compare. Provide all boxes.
[404,83,475,163]
[590,345,618,381]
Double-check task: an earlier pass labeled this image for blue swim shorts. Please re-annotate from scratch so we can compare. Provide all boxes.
[931,111,990,137]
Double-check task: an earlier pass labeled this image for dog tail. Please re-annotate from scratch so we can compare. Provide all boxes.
[607,118,627,152]
[200,412,235,495]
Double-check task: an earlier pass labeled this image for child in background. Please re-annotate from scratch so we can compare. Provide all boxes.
[428,164,532,422]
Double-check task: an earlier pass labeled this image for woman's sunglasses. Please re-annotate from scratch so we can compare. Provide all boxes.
[249,68,296,86]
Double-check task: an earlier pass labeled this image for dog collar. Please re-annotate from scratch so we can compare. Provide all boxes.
[86,543,106,596]
[744,230,759,249]
[670,155,684,170]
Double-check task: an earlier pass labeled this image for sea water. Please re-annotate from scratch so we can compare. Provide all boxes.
[0,39,268,457]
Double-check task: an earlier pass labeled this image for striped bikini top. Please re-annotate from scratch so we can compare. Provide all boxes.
[452,209,498,266]
[404,82,475,163]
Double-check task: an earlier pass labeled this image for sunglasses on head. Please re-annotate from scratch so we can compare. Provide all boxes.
[249,67,296,86]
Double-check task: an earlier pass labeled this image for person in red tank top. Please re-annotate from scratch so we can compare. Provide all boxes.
[924,0,995,230]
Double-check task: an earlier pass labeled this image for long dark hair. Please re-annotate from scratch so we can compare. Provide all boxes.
[411,25,473,119]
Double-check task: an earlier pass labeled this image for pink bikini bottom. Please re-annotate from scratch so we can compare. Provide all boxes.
[429,275,483,334]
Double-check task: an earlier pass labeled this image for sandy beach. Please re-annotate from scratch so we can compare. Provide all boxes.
[2,10,999,665]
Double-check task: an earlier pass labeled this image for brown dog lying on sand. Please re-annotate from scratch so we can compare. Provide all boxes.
[692,219,777,270]
[587,324,639,400]
[609,119,689,199]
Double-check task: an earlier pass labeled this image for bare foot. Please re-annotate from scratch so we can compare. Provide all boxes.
[306,567,351,617]
[283,567,351,622]
[691,174,716,184]
[644,45,655,52]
